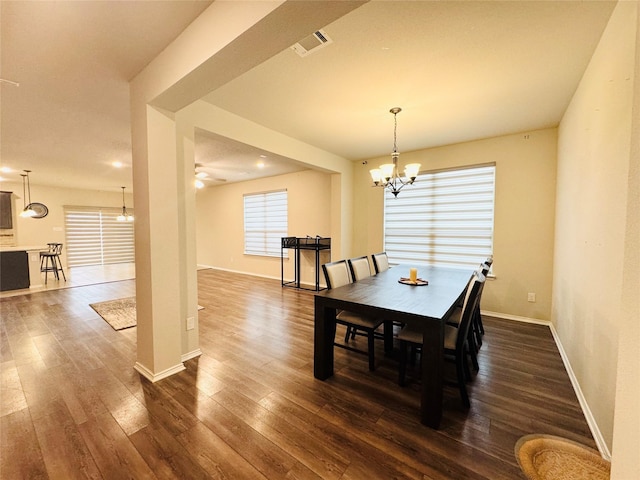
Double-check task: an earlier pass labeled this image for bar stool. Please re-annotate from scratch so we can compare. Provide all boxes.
[40,243,66,285]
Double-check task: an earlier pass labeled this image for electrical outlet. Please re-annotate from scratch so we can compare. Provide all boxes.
[186,316,195,330]
[527,292,536,303]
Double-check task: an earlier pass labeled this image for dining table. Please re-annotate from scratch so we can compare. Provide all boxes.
[313,264,473,428]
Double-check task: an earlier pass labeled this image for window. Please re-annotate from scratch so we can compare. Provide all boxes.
[244,190,288,257]
[64,206,135,267]
[384,164,495,270]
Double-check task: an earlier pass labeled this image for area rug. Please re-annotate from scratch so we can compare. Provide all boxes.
[515,434,610,480]
[90,297,205,331]
[90,297,137,330]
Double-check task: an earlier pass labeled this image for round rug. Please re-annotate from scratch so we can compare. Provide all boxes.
[515,434,610,480]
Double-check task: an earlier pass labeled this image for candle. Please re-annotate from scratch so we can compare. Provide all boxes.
[409,268,417,283]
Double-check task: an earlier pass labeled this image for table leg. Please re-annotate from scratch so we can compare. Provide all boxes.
[383,320,394,353]
[421,320,444,428]
[313,297,336,380]
[296,247,301,288]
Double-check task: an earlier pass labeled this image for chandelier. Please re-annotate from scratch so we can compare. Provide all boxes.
[117,186,134,222]
[369,107,420,197]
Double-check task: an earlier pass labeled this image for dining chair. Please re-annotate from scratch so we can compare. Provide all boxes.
[397,271,485,408]
[345,256,373,340]
[476,261,491,337]
[450,261,491,353]
[371,251,390,274]
[446,268,486,372]
[371,251,404,334]
[347,255,371,281]
[322,259,384,371]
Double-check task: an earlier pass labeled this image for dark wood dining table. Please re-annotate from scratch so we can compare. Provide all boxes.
[313,264,473,428]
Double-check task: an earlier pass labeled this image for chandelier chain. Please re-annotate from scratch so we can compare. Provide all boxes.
[393,112,398,154]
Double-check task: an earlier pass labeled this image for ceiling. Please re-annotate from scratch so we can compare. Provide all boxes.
[0,1,617,192]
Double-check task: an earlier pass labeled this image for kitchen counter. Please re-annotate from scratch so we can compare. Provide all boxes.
[0,245,47,290]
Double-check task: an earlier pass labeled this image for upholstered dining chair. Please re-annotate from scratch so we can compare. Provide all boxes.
[371,251,390,274]
[450,261,491,350]
[445,266,487,371]
[475,260,492,338]
[322,259,384,371]
[345,256,373,340]
[347,255,371,281]
[397,271,485,408]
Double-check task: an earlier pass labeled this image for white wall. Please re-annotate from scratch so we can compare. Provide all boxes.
[554,0,638,461]
[353,127,558,321]
[0,181,133,268]
[196,169,332,285]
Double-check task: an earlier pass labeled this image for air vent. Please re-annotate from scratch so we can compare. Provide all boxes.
[291,29,333,57]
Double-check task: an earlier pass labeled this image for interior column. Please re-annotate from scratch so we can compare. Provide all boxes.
[132,105,185,381]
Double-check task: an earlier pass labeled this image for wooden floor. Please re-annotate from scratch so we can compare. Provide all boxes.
[0,268,596,479]
[0,262,136,299]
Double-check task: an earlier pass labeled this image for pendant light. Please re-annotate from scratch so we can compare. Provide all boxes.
[117,186,134,222]
[19,170,37,217]
[369,107,421,197]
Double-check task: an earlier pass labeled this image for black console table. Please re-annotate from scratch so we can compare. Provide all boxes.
[281,236,331,291]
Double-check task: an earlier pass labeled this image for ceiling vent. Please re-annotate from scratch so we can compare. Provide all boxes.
[291,29,333,57]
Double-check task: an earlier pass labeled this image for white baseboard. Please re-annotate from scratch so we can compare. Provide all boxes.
[483,310,611,460]
[134,361,185,383]
[199,265,325,289]
[546,322,611,460]
[181,348,202,362]
[482,310,549,325]
[200,265,283,282]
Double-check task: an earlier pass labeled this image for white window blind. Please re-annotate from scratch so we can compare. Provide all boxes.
[64,206,135,267]
[384,164,495,270]
[244,190,288,257]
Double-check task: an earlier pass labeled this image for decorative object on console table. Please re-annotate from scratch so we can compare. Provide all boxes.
[281,236,331,291]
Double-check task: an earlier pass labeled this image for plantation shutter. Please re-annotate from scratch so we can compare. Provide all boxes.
[384,164,495,270]
[244,190,288,257]
[64,206,135,267]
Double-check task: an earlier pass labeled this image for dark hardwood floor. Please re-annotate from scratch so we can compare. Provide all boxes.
[0,268,596,479]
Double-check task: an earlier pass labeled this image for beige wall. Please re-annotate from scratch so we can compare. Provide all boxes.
[353,127,558,321]
[0,181,133,268]
[196,169,332,285]
[611,2,640,476]
[177,101,355,261]
[554,0,638,463]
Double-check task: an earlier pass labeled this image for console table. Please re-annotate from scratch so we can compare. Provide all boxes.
[281,236,331,291]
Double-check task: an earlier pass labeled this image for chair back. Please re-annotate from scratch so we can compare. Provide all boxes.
[455,272,485,352]
[371,252,389,274]
[44,243,63,255]
[322,260,352,289]
[479,262,491,276]
[348,256,371,281]
[484,256,493,267]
